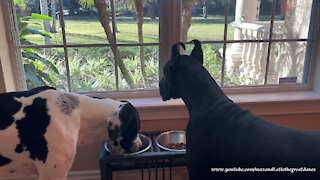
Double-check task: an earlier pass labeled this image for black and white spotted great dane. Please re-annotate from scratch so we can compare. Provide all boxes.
[0,86,141,179]
[159,40,320,179]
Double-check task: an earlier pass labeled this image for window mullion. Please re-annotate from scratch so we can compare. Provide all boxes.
[221,0,230,87]
[303,0,320,83]
[58,0,72,92]
[264,0,277,85]
[159,0,182,78]
[110,0,119,91]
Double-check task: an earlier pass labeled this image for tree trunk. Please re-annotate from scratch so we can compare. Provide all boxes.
[94,0,135,89]
[35,0,41,14]
[40,0,52,55]
[114,0,119,33]
[203,0,207,18]
[134,0,149,87]
[17,0,28,19]
[181,0,195,42]
[132,10,137,21]
[51,0,57,33]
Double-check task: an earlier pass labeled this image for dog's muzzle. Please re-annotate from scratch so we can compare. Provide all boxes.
[159,78,169,101]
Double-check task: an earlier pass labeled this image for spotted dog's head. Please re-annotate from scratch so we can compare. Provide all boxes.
[159,39,203,101]
[106,101,141,154]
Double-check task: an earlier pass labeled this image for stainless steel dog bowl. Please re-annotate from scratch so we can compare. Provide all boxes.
[156,130,186,152]
[104,134,151,155]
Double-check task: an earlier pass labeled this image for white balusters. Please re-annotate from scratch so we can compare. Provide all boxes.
[256,31,269,84]
[228,21,284,85]
[250,30,261,83]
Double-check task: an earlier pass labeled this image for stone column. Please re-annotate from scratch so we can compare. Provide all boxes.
[225,0,258,74]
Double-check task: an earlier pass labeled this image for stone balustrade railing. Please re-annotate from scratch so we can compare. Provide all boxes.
[229,21,285,85]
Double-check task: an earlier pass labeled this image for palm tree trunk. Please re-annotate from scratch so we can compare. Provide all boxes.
[94,0,135,89]
[51,0,57,33]
[181,0,195,42]
[40,0,52,55]
[134,0,149,87]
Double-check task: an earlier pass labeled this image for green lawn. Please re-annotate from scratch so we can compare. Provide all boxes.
[26,15,234,45]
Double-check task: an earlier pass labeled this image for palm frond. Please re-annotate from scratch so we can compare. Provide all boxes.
[78,0,95,8]
[127,0,135,10]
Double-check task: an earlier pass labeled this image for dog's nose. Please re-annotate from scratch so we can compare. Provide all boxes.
[159,78,163,87]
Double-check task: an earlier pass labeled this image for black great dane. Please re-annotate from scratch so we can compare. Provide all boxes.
[159,40,320,180]
[0,86,141,179]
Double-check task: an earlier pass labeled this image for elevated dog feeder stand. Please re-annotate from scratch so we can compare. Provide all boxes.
[99,132,187,180]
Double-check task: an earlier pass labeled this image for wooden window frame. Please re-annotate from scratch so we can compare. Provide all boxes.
[0,0,319,101]
[1,1,320,174]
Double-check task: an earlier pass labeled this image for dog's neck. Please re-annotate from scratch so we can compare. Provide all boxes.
[179,65,231,115]
[77,94,119,145]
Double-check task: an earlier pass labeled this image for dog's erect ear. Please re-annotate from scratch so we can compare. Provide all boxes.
[170,42,186,65]
[190,39,203,64]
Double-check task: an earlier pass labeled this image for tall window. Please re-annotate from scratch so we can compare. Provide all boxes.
[8,0,319,94]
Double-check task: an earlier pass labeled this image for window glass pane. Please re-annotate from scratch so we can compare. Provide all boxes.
[229,0,274,42]
[21,48,66,90]
[10,0,315,93]
[63,0,160,45]
[67,47,116,92]
[269,41,308,84]
[63,0,107,44]
[227,0,236,41]
[64,16,107,45]
[118,46,159,90]
[116,1,160,44]
[258,0,282,21]
[224,42,267,86]
[14,0,63,45]
[278,0,312,39]
[181,0,231,41]
[185,43,223,85]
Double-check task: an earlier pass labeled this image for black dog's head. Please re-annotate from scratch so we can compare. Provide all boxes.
[159,40,203,101]
[106,101,141,154]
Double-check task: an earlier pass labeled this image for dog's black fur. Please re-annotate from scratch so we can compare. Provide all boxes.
[159,40,320,180]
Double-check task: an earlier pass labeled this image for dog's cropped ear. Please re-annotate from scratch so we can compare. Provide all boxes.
[170,42,186,65]
[190,39,203,64]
